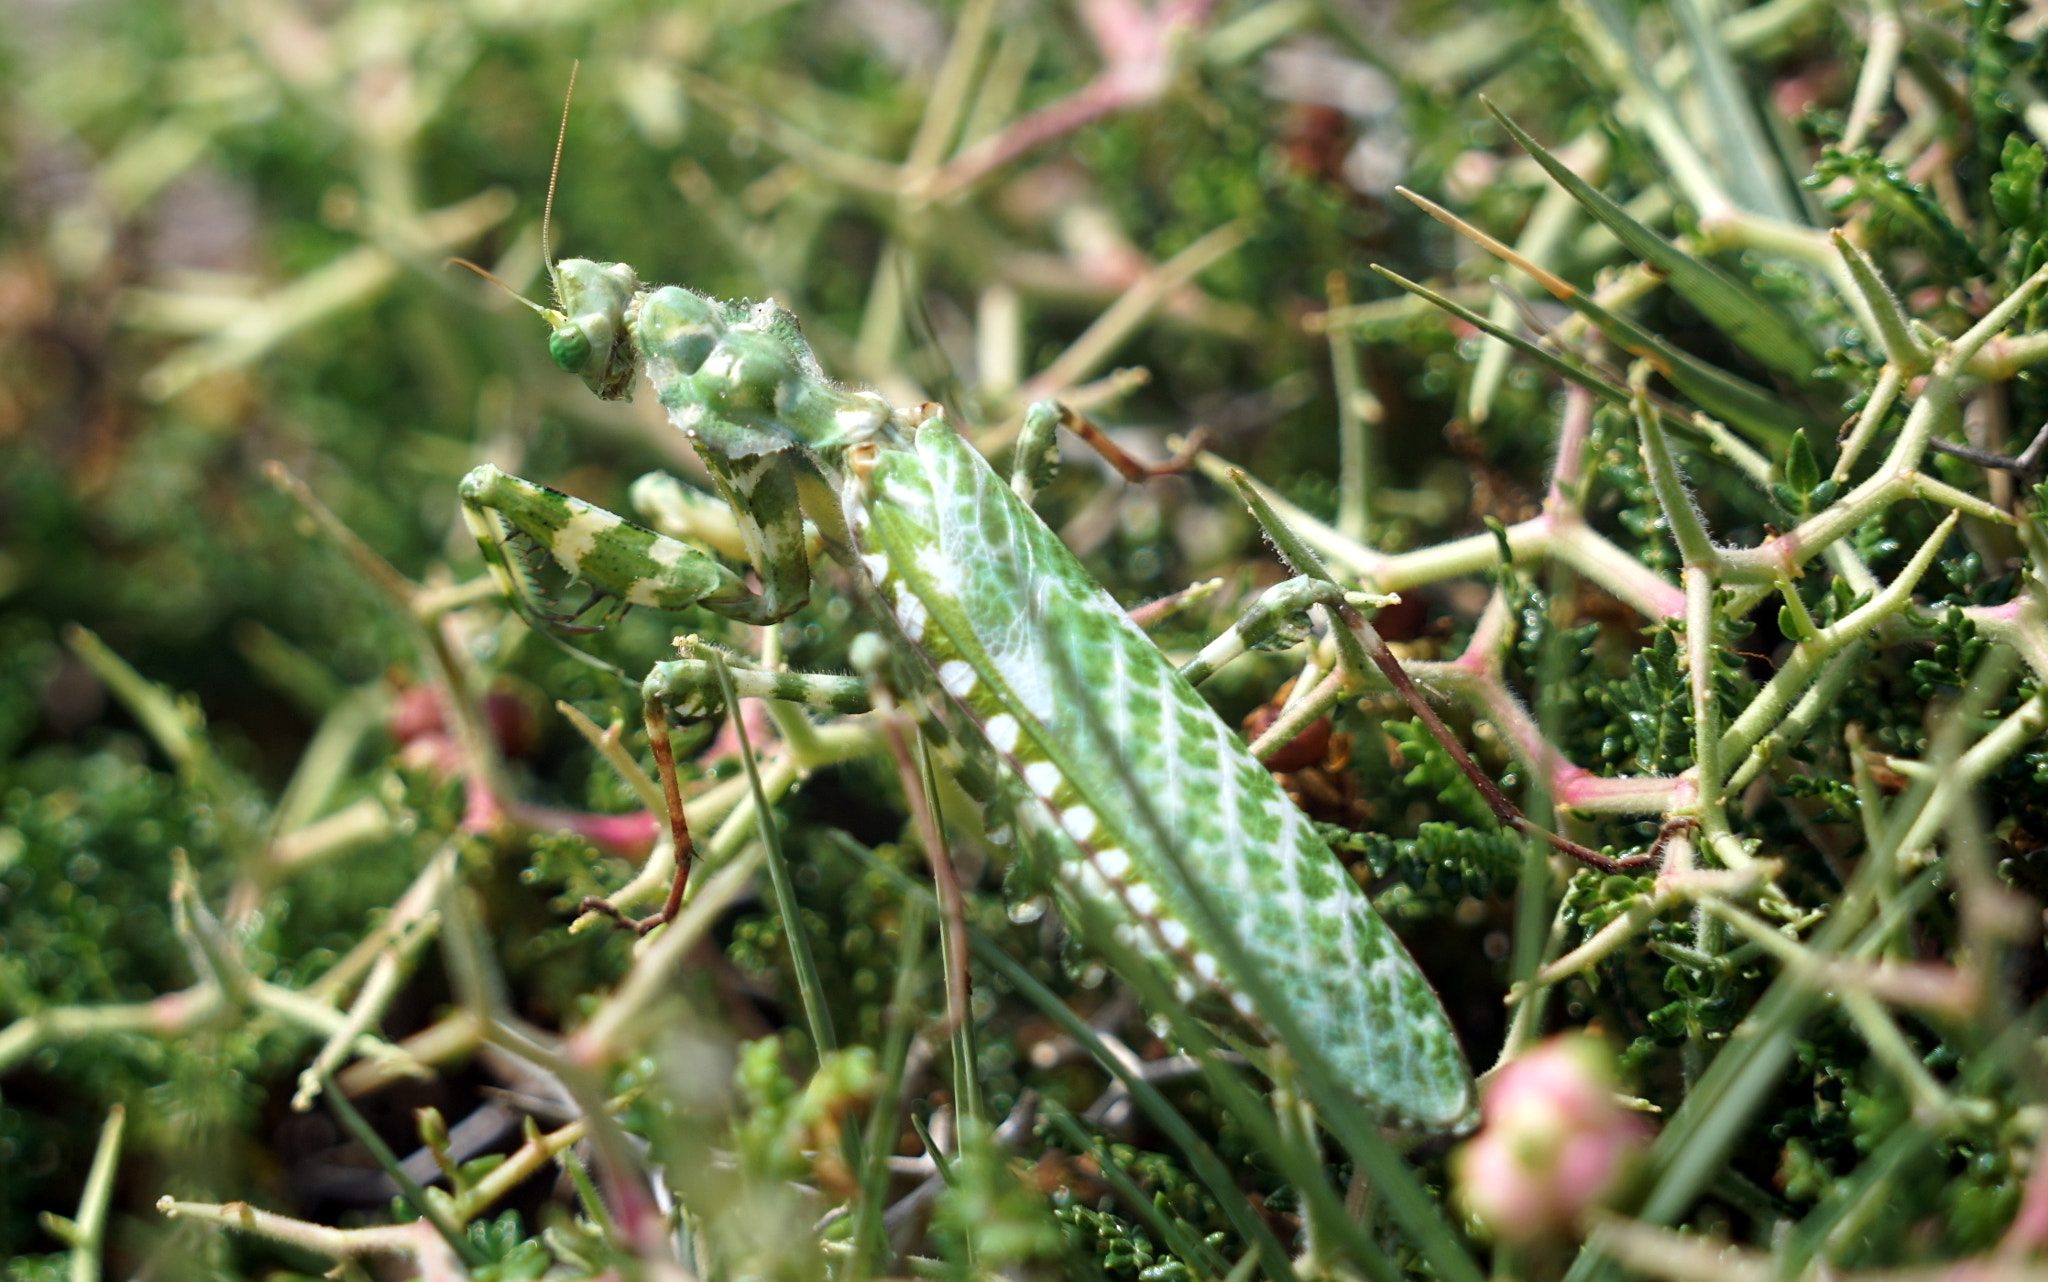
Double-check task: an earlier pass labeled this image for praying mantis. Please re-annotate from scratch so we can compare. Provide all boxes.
[458,198,1643,1139]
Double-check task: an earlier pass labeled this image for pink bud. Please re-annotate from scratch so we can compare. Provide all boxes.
[702,696,778,765]
[1451,1035,1650,1243]
[387,684,445,745]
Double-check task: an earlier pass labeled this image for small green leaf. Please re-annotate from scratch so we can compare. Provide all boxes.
[1784,430,1820,499]
[1992,133,2046,232]
[1387,719,1492,829]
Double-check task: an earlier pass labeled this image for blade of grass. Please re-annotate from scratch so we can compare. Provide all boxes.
[1481,99,1821,382]
[712,653,839,1061]
[1670,0,1800,223]
[919,738,983,1132]
[322,1072,489,1268]
[1399,187,1806,449]
[853,895,929,1278]
[1369,265,1635,408]
[829,833,1301,1282]
[1471,170,1588,424]
[1043,1101,1233,1281]
[1327,270,1376,539]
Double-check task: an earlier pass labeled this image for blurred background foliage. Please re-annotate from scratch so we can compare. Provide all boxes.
[7,0,2048,1276]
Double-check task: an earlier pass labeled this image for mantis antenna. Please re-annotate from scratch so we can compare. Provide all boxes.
[542,59,578,303]
[443,257,550,315]
[442,59,581,318]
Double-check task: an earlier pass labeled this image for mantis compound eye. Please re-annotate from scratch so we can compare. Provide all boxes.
[549,325,592,372]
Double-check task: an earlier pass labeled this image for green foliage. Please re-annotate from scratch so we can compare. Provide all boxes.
[1990,135,2045,236]
[0,749,190,1014]
[8,0,2048,1277]
[1912,606,1990,699]
[1589,628,1693,776]
[1773,430,1837,518]
[929,1119,1072,1271]
[467,1211,554,1281]
[732,1037,879,1186]
[1588,405,1680,576]
[1810,148,1987,280]
[1050,1147,1233,1282]
[2,1256,68,1282]
[726,834,918,1051]
[1385,717,1496,829]
[1324,822,1525,913]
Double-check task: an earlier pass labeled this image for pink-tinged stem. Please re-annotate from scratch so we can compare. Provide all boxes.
[513,803,661,861]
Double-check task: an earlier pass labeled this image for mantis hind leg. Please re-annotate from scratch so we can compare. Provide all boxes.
[1233,487,1659,874]
[581,656,879,937]
[641,656,873,720]
[579,697,703,936]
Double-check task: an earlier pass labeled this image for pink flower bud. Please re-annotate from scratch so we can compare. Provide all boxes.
[1451,1035,1650,1243]
[387,684,444,746]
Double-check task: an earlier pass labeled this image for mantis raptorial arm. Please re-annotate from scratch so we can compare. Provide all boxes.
[459,466,763,634]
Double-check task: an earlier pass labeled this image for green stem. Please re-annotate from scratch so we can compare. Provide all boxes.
[852,892,929,1279]
[712,653,838,1060]
[63,1105,125,1282]
[321,1073,487,1267]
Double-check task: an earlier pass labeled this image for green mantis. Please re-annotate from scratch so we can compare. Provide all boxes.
[458,249,1623,1133]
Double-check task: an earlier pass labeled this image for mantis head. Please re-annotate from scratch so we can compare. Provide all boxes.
[548,258,642,400]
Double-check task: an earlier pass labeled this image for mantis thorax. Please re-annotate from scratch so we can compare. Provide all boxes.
[545,257,917,471]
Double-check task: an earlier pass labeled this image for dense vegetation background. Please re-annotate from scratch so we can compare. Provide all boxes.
[6,0,2048,1277]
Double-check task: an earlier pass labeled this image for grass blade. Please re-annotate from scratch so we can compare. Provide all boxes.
[1482,99,1823,384]
[1398,186,1808,450]
[831,834,1302,1282]
[1670,0,1800,224]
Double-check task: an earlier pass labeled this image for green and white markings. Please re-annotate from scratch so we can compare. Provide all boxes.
[462,257,1479,1132]
[459,465,753,630]
[642,658,870,721]
[852,421,1475,1132]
